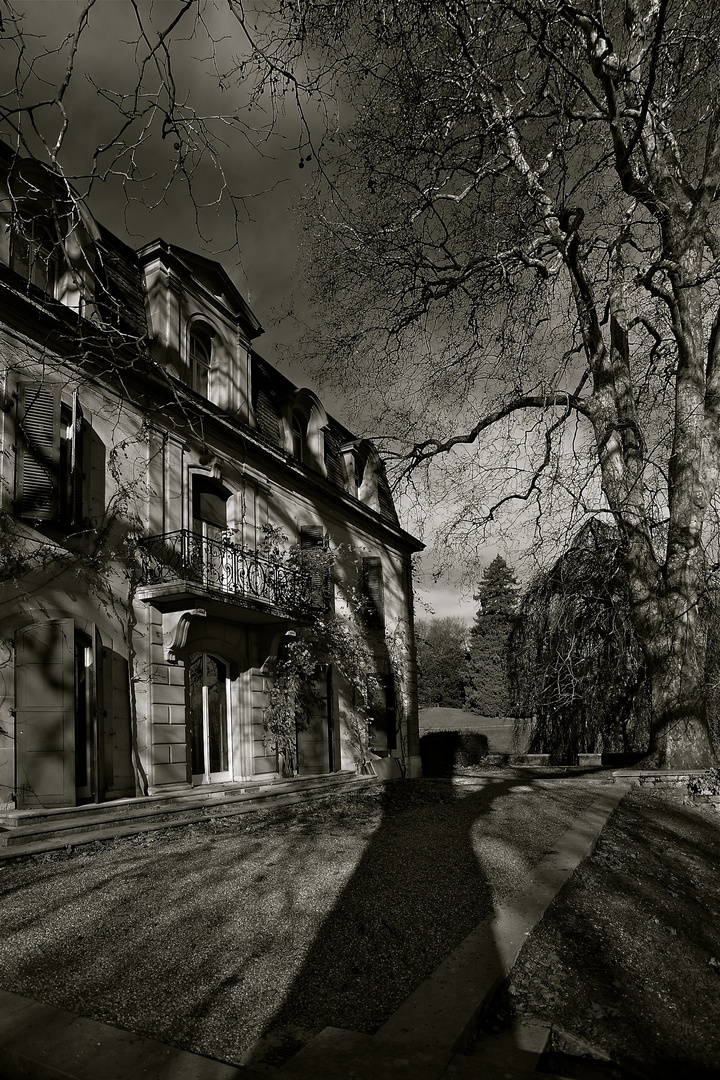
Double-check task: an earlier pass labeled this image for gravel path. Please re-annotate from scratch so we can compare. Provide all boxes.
[0,775,611,1068]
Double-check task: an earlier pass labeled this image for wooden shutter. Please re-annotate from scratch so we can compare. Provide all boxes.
[300,526,327,608]
[300,525,324,548]
[69,392,83,527]
[362,557,384,628]
[15,620,75,808]
[15,382,61,520]
[384,674,397,751]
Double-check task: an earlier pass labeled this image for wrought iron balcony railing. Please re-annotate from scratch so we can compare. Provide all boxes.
[137,529,320,614]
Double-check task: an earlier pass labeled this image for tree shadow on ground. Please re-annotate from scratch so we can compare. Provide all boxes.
[241,773,564,1069]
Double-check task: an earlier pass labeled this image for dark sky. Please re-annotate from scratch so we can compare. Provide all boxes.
[2,2,310,363]
[0,0,485,619]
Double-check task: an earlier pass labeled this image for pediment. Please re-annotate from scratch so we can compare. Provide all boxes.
[138,239,263,339]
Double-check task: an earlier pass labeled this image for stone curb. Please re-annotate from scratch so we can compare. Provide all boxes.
[0,988,257,1080]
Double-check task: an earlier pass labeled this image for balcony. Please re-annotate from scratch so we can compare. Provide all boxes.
[136,530,320,619]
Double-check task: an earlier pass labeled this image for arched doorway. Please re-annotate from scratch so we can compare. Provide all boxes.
[187,652,231,784]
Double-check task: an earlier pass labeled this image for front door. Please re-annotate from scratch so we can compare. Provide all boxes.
[188,653,231,784]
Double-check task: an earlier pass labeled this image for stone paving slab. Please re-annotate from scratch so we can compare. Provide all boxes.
[274,1025,561,1080]
[0,989,256,1080]
[275,1028,454,1080]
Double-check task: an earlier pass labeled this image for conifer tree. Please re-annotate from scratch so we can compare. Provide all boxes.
[464,556,518,716]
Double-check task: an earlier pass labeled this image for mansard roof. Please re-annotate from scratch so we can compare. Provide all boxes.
[0,142,404,534]
[250,353,400,526]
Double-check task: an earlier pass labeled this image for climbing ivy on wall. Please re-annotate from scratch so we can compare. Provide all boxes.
[259,526,401,776]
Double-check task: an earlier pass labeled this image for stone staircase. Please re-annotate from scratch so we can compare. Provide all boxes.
[0,771,379,859]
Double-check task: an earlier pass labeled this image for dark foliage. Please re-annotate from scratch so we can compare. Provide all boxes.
[510,521,651,764]
[419,730,490,776]
[464,556,518,716]
[415,617,467,708]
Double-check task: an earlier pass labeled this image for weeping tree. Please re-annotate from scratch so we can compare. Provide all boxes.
[511,520,651,763]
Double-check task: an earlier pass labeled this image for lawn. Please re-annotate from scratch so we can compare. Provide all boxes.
[418,707,521,753]
[495,785,720,1079]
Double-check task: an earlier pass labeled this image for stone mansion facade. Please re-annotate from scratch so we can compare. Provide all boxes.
[0,145,422,811]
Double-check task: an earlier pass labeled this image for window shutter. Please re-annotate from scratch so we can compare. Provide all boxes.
[70,392,83,527]
[362,557,384,628]
[15,620,75,807]
[300,525,324,548]
[300,526,327,608]
[384,674,397,751]
[15,383,61,520]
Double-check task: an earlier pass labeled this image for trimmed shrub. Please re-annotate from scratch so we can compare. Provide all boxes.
[420,729,490,776]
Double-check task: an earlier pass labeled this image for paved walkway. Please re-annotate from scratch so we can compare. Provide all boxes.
[0,779,631,1080]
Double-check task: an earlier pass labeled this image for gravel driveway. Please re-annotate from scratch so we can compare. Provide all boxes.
[0,774,612,1068]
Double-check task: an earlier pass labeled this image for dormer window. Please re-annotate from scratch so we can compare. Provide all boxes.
[291,412,307,462]
[189,324,213,396]
[356,453,367,492]
[2,160,100,316]
[280,388,328,476]
[9,218,57,297]
[340,439,381,510]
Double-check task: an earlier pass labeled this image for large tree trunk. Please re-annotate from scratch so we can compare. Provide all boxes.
[639,605,717,770]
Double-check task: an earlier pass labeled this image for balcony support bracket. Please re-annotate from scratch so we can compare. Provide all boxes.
[163,608,207,662]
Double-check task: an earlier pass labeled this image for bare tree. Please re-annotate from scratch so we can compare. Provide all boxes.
[269,0,720,769]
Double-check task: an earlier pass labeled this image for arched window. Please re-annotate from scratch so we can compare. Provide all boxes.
[354,456,364,494]
[291,412,307,461]
[281,389,328,475]
[189,325,213,396]
[340,439,381,509]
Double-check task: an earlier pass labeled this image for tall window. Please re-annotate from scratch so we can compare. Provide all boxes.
[189,326,212,396]
[13,620,130,809]
[367,673,397,752]
[74,630,95,801]
[362,556,385,628]
[9,218,57,297]
[192,475,229,537]
[14,383,82,527]
[300,525,329,609]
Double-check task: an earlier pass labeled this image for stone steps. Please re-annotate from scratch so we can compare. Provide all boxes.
[0,772,378,858]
